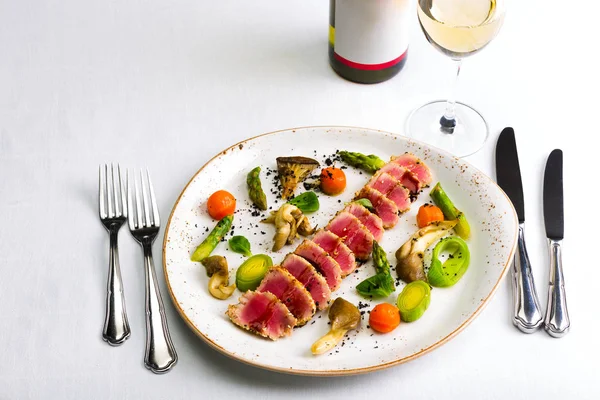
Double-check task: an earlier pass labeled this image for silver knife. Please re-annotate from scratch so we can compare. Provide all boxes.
[543,149,570,337]
[495,127,543,333]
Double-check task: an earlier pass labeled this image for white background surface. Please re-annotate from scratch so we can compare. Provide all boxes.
[1,1,598,399]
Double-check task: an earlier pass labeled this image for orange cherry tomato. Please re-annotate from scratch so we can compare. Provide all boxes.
[320,167,346,196]
[416,203,445,228]
[207,190,236,220]
[369,303,401,333]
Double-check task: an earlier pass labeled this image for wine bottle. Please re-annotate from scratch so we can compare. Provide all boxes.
[329,0,410,84]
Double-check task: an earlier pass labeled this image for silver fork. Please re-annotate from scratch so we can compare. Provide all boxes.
[99,164,131,345]
[127,169,178,374]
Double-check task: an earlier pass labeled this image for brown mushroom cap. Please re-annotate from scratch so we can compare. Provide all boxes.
[202,255,228,277]
[328,297,361,331]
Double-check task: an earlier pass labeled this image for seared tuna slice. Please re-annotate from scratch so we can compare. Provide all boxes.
[344,203,384,242]
[368,171,398,193]
[356,186,399,229]
[226,291,296,340]
[326,212,374,261]
[282,254,331,310]
[312,229,357,276]
[386,184,411,212]
[379,163,422,194]
[368,172,412,213]
[257,267,316,325]
[295,240,343,291]
[391,153,432,187]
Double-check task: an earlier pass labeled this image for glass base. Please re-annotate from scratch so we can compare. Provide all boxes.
[405,100,489,157]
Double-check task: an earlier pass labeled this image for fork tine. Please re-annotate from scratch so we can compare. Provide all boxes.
[140,169,151,227]
[99,165,107,219]
[127,169,136,231]
[134,170,144,229]
[112,163,121,217]
[119,165,127,218]
[106,164,114,218]
[147,169,160,227]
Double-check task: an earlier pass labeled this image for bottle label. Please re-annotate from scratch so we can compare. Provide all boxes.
[331,0,410,70]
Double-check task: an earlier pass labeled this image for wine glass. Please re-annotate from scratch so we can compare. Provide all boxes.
[406,0,506,157]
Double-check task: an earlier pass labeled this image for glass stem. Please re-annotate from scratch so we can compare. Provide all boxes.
[440,58,462,133]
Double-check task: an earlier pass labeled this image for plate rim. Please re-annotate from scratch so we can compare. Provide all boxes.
[162,125,519,376]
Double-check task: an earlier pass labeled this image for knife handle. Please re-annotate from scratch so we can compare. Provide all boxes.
[544,239,570,338]
[511,223,543,333]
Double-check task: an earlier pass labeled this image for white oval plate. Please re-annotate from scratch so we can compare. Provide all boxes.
[163,126,518,376]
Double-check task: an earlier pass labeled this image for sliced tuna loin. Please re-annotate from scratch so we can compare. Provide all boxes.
[312,229,357,276]
[367,173,412,213]
[379,163,422,194]
[368,171,399,194]
[226,291,296,340]
[281,254,331,310]
[391,153,432,187]
[326,212,374,261]
[257,267,316,325]
[386,184,411,212]
[344,203,384,242]
[295,240,343,291]
[356,186,399,229]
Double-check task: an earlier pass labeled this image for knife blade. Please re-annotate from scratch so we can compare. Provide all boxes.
[543,150,564,239]
[543,149,569,337]
[495,127,543,333]
[495,127,525,223]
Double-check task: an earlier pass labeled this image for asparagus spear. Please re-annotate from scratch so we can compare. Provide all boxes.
[429,183,471,239]
[338,151,386,174]
[372,241,391,274]
[356,241,395,298]
[191,215,233,262]
[246,166,268,210]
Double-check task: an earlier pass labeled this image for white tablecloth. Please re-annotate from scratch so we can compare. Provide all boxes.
[1,1,598,398]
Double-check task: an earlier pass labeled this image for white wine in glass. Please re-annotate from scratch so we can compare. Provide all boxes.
[406,0,506,157]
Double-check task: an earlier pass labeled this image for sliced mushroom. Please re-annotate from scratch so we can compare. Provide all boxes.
[311,298,360,355]
[202,255,236,300]
[395,220,457,283]
[262,203,315,251]
[291,208,316,236]
[296,214,316,236]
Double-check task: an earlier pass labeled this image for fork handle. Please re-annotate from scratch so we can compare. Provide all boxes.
[102,228,131,345]
[143,243,178,373]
